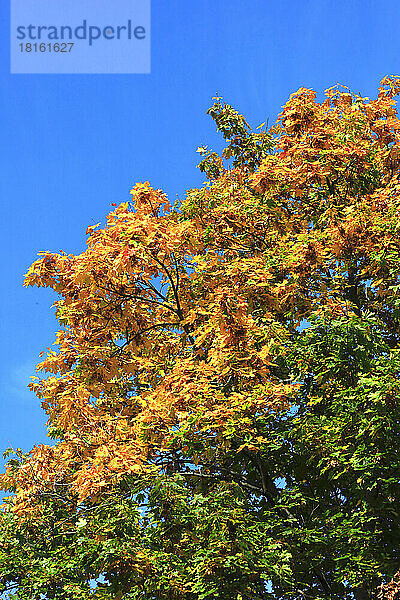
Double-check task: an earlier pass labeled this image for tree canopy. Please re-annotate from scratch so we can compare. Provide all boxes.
[2,77,400,600]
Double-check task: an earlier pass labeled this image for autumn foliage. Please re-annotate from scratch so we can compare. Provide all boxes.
[2,78,400,599]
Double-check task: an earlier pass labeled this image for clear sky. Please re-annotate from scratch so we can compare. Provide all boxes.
[1,0,400,469]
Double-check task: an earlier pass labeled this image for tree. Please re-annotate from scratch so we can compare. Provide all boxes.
[2,77,400,600]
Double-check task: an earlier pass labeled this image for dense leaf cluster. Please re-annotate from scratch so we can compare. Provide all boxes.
[2,78,400,599]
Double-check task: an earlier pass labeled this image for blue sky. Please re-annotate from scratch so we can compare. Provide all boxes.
[1,0,400,468]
